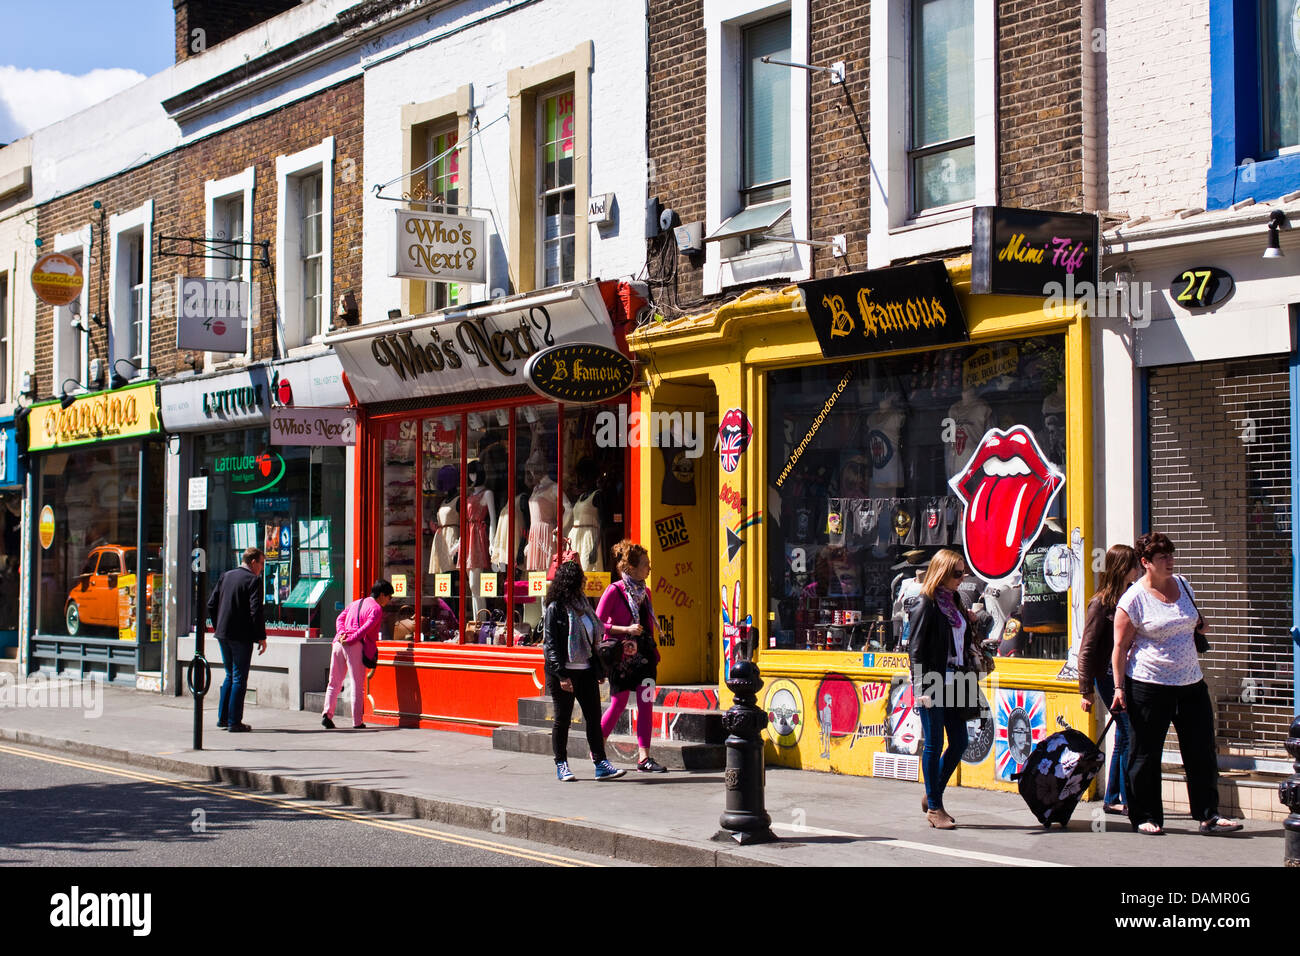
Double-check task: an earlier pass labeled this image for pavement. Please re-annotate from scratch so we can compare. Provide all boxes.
[0,678,1287,868]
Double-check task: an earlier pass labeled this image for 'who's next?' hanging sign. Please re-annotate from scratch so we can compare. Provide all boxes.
[389,210,487,286]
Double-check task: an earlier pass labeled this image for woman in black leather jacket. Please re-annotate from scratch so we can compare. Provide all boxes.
[543,559,626,782]
[908,549,982,830]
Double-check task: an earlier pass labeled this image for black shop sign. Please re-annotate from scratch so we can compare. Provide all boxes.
[523,343,634,405]
[799,261,968,360]
[972,206,1100,296]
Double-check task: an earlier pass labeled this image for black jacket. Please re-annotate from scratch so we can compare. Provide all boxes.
[207,565,265,644]
[908,591,978,695]
[542,601,604,691]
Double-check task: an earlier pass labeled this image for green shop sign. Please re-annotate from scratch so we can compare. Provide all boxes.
[214,452,286,494]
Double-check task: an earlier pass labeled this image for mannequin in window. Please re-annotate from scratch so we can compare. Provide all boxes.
[464,459,497,614]
[427,464,460,575]
[1041,382,1067,468]
[867,390,905,498]
[525,451,572,571]
[569,457,604,572]
[945,386,994,478]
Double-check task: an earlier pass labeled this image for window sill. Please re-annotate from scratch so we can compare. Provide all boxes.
[892,203,975,234]
[286,341,330,360]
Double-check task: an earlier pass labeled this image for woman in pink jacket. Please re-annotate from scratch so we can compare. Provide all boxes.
[322,579,393,730]
[597,541,666,772]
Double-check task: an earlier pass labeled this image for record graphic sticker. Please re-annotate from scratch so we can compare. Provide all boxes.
[948,425,1065,584]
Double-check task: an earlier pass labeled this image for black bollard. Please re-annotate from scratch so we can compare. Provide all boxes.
[1282,714,1300,867]
[716,660,776,845]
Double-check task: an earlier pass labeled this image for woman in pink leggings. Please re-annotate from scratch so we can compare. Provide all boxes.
[322,579,392,730]
[597,541,666,773]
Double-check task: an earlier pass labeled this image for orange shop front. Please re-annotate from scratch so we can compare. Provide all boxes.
[326,282,640,734]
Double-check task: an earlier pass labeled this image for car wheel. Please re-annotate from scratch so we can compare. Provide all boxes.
[66,602,80,636]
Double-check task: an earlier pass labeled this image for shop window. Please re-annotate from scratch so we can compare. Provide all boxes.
[372,401,627,647]
[507,44,592,293]
[34,443,165,642]
[196,429,346,638]
[204,168,256,365]
[766,335,1069,660]
[704,0,808,293]
[275,138,334,353]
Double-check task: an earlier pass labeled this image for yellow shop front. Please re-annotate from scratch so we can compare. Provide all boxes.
[630,256,1099,794]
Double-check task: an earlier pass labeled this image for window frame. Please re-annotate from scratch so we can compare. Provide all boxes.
[275,138,334,355]
[204,167,257,368]
[536,82,578,290]
[0,271,8,406]
[704,0,809,295]
[52,227,91,395]
[868,0,996,267]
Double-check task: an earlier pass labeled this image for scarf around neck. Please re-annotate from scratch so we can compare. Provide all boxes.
[935,588,964,628]
[621,573,649,625]
[566,596,600,667]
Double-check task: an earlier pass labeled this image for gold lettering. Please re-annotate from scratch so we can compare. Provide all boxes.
[822,294,854,338]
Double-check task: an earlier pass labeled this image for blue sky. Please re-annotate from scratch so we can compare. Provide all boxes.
[0,1,175,143]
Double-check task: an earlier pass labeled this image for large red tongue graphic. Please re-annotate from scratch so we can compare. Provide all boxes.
[965,470,1047,581]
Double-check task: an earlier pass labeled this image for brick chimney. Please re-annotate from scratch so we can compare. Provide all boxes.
[174,0,304,62]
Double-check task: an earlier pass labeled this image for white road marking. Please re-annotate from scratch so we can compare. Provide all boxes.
[770,821,1069,867]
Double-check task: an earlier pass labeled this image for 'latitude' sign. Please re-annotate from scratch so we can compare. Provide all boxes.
[523,344,634,405]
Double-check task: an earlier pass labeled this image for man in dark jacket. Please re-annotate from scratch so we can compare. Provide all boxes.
[207,547,267,732]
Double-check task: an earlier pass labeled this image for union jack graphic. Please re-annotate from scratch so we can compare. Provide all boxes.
[717,409,752,474]
[993,689,1046,782]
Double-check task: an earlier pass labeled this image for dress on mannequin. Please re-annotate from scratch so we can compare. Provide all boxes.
[525,477,571,570]
[570,490,603,571]
[428,497,459,574]
[464,487,492,570]
[491,496,524,571]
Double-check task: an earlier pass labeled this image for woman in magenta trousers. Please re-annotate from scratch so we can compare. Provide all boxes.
[596,541,667,772]
[322,579,392,730]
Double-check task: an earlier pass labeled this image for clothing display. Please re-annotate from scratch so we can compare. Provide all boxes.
[658,444,696,506]
[569,491,603,572]
[464,488,492,570]
[944,392,994,478]
[1020,530,1067,631]
[525,477,570,571]
[427,497,459,574]
[867,406,905,496]
[490,496,524,572]
[920,497,945,545]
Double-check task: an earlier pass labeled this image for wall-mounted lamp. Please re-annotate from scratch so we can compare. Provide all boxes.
[111,358,156,389]
[387,308,403,319]
[59,378,91,409]
[1264,210,1287,260]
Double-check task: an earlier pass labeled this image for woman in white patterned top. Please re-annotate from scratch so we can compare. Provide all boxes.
[1110,532,1242,836]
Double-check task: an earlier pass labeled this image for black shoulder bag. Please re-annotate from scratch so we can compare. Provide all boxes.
[1177,575,1210,654]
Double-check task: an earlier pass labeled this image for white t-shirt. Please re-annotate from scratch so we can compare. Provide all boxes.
[1116,578,1203,686]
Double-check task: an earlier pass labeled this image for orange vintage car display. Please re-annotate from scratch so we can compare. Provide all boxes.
[64,545,162,636]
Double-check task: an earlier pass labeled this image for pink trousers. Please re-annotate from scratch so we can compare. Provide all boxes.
[600,687,653,749]
[323,639,366,725]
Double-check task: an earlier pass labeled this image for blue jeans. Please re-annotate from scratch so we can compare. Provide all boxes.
[216,638,254,727]
[919,698,968,811]
[1093,674,1130,807]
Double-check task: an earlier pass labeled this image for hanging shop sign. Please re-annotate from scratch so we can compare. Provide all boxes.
[327,281,621,403]
[160,355,350,433]
[213,451,287,495]
[27,382,161,452]
[971,206,1100,296]
[799,261,968,360]
[523,343,634,405]
[389,209,488,286]
[30,252,84,307]
[269,407,357,446]
[175,276,252,352]
[38,505,55,550]
[1169,266,1234,310]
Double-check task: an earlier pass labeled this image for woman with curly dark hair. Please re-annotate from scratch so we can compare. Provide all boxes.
[542,559,626,782]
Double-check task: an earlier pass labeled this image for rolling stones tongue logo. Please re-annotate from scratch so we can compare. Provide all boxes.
[948,425,1064,583]
[717,408,752,474]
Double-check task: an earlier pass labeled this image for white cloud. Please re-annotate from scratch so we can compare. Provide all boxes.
[0,66,145,143]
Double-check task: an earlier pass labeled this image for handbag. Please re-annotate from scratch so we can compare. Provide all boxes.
[547,536,581,580]
[1177,575,1211,654]
[464,608,491,644]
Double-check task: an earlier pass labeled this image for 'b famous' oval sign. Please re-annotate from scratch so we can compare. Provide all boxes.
[524,343,634,405]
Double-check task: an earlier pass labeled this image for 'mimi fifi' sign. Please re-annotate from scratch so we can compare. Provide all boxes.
[27,383,161,451]
[798,261,969,359]
[971,206,1100,296]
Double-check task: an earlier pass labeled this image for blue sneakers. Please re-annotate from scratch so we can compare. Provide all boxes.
[594,759,626,780]
[556,760,576,782]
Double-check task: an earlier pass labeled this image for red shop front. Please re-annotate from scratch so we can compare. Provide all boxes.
[327,281,641,734]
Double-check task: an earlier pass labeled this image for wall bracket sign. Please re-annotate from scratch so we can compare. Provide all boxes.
[971,206,1100,297]
[1169,266,1234,310]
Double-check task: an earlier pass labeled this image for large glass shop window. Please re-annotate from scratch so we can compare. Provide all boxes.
[35,442,166,640]
[198,429,346,638]
[377,403,627,646]
[767,336,1069,659]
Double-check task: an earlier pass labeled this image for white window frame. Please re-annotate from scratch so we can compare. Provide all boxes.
[275,137,334,355]
[868,0,997,267]
[108,200,154,381]
[53,227,91,394]
[704,0,809,296]
[536,83,578,290]
[204,167,256,368]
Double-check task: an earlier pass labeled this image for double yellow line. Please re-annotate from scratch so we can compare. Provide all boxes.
[0,743,599,867]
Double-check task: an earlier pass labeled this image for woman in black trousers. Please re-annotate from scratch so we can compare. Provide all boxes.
[1111,532,1241,835]
[542,559,626,782]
